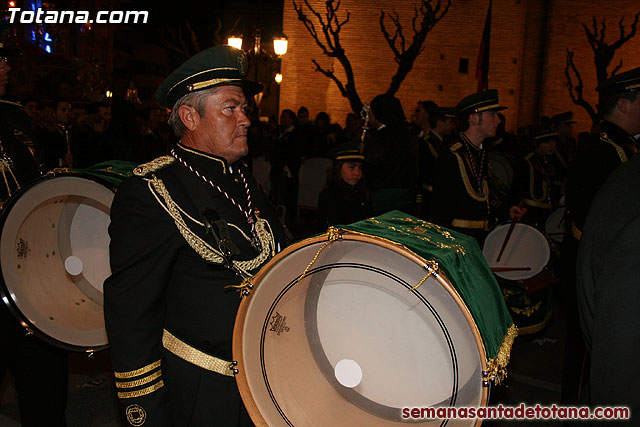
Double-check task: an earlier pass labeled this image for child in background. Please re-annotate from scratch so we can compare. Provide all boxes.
[318,142,372,228]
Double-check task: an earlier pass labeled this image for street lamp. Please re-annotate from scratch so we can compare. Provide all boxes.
[226,31,288,57]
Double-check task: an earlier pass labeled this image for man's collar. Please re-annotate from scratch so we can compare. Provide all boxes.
[175,142,229,174]
[461,132,483,150]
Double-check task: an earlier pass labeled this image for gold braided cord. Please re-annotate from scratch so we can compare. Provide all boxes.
[292,227,342,286]
[453,152,489,202]
[409,259,439,291]
[114,360,161,379]
[116,371,162,389]
[0,159,20,198]
[486,323,518,385]
[117,381,164,399]
[148,176,275,276]
[600,132,628,163]
[133,155,176,176]
[525,157,550,203]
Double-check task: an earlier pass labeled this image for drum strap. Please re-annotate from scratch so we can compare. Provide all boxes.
[162,329,235,377]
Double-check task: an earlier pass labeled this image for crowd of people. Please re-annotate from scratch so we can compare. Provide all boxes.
[2,38,640,426]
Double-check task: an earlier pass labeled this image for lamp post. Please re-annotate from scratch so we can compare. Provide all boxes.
[227,30,288,117]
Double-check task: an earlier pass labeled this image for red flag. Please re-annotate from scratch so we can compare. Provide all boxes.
[475,0,492,92]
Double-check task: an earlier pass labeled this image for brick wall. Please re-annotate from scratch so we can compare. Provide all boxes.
[280,0,640,134]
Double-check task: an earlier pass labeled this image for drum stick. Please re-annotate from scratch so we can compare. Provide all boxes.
[490,267,531,272]
[496,199,524,263]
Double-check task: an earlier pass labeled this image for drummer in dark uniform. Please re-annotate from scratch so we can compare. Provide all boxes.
[416,104,456,219]
[104,45,286,426]
[430,89,508,245]
[561,66,640,405]
[550,111,577,166]
[0,41,69,426]
[510,123,564,228]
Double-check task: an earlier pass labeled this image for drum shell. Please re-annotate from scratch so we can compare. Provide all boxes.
[0,172,118,351]
[233,232,490,426]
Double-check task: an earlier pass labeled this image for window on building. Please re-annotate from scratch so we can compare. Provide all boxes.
[459,58,469,74]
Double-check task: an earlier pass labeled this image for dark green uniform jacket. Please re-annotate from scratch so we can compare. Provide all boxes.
[577,153,640,420]
[104,143,286,426]
[430,135,490,243]
[566,120,637,234]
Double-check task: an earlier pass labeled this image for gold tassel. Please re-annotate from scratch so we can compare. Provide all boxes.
[486,323,518,385]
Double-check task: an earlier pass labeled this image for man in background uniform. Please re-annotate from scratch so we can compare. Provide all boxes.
[104,46,286,426]
[430,89,507,245]
[551,111,577,166]
[561,66,640,406]
[417,104,455,219]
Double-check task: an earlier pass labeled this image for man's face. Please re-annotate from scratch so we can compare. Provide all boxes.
[191,85,251,163]
[56,102,72,124]
[0,58,10,97]
[625,95,640,135]
[538,139,556,156]
[23,101,39,118]
[473,111,500,139]
[280,111,293,128]
[438,117,456,136]
[413,105,429,128]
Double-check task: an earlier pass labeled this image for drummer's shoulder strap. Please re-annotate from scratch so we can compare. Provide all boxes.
[133,155,176,177]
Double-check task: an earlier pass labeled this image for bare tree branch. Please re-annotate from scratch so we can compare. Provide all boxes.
[294,0,363,113]
[381,0,451,95]
[611,58,624,76]
[567,11,640,124]
[564,49,598,124]
[312,59,347,96]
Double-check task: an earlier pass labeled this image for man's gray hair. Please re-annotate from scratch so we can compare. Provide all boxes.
[167,87,222,138]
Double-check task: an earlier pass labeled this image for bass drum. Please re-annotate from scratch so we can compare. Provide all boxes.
[0,167,129,352]
[234,232,489,426]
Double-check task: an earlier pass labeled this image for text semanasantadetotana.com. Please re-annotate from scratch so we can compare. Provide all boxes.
[401,404,630,420]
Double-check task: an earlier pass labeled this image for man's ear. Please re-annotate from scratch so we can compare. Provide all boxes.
[616,97,630,114]
[178,105,200,131]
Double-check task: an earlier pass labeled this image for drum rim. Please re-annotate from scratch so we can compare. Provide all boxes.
[233,231,489,426]
[0,172,116,352]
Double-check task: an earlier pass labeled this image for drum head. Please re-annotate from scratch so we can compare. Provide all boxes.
[545,207,566,243]
[483,223,550,280]
[234,234,487,426]
[0,175,113,351]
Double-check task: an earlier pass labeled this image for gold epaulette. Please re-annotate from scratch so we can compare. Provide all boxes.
[524,152,535,161]
[450,142,463,151]
[133,155,176,177]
